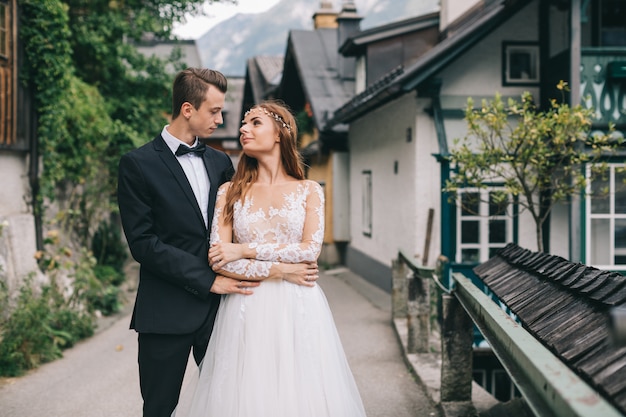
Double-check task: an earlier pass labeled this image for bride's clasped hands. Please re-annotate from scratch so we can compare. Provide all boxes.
[208,241,319,287]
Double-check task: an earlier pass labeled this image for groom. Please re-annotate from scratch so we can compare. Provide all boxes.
[117,68,259,417]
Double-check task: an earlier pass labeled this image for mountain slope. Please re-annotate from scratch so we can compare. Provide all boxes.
[196,0,438,76]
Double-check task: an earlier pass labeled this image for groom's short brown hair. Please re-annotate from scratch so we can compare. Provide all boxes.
[172,68,228,119]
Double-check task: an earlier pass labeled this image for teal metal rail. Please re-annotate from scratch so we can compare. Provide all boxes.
[393,250,625,416]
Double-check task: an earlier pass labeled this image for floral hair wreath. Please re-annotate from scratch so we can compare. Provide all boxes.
[243,107,292,133]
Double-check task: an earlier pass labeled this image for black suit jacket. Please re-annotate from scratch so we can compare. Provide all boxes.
[117,135,234,334]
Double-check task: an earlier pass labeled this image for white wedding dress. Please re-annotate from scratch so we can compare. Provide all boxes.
[178,180,366,417]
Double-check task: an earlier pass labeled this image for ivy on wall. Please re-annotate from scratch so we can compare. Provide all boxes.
[1,0,224,377]
[16,0,221,244]
[19,0,76,201]
[18,3,116,235]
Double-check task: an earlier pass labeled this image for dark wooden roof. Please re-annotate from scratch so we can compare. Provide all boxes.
[279,29,354,134]
[244,55,283,104]
[327,0,531,127]
[473,243,626,415]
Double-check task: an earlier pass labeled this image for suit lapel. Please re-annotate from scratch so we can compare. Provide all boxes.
[153,136,206,228]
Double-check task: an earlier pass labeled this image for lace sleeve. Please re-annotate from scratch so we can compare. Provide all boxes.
[250,181,324,263]
[210,183,276,280]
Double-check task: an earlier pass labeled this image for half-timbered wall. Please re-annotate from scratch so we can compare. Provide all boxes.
[0,0,41,296]
[0,0,15,146]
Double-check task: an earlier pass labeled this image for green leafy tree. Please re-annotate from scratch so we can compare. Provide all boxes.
[19,0,232,269]
[19,0,232,206]
[0,1,233,374]
[17,0,233,243]
[444,81,622,252]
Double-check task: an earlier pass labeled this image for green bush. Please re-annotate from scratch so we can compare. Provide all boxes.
[69,248,123,317]
[92,221,128,275]
[0,277,93,377]
[49,308,94,346]
[90,221,128,315]
[0,236,126,376]
[88,265,123,315]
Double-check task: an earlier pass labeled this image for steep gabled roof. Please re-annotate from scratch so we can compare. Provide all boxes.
[244,55,284,104]
[280,28,354,133]
[327,0,531,127]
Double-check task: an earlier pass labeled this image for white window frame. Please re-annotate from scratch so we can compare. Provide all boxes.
[502,41,540,86]
[585,163,626,270]
[456,188,514,264]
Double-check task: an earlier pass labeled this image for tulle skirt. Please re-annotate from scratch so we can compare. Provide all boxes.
[177,279,366,417]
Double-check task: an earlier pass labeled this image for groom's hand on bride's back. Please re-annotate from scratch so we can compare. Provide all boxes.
[210,276,259,295]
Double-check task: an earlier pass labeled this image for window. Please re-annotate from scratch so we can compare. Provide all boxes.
[586,163,626,268]
[362,170,372,237]
[492,369,518,402]
[456,189,513,263]
[598,0,626,46]
[502,42,539,86]
[581,0,626,47]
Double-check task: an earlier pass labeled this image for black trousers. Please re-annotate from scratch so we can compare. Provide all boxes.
[137,305,217,417]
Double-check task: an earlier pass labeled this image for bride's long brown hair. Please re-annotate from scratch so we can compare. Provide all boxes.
[223,100,304,225]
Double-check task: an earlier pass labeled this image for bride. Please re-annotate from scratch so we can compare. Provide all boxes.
[177,100,367,417]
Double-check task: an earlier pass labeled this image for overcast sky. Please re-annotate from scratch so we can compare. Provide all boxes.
[173,0,280,39]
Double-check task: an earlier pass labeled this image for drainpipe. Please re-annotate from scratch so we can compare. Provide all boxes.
[28,105,42,250]
[425,79,454,286]
[429,79,448,156]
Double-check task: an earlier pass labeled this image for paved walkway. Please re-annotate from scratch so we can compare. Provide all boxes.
[0,267,441,417]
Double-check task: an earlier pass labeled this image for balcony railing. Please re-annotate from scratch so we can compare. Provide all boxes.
[580,48,626,128]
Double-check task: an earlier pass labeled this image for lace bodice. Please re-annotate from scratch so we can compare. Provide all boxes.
[210,180,324,279]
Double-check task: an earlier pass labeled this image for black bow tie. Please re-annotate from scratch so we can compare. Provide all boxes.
[175,143,206,157]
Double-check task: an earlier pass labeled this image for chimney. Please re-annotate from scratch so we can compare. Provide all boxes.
[336,1,362,80]
[313,1,338,29]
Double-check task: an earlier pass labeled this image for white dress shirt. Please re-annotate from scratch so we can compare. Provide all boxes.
[161,125,211,228]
